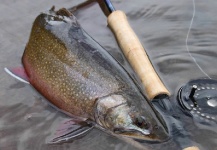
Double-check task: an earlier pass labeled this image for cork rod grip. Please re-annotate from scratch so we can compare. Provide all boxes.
[107,10,170,100]
[183,146,200,150]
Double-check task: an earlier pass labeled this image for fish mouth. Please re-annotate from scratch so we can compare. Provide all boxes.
[114,128,150,136]
[113,125,169,142]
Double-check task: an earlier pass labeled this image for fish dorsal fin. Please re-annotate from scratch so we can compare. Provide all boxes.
[48,119,94,144]
[4,67,30,84]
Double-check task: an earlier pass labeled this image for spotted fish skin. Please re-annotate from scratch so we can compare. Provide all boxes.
[22,9,169,142]
[22,9,134,118]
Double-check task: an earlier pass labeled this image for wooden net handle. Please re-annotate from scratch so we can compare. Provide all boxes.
[107,10,170,100]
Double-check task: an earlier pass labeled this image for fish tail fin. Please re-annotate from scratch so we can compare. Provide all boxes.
[4,67,30,84]
[48,119,94,144]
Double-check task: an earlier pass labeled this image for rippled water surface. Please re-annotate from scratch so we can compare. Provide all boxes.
[1,0,217,150]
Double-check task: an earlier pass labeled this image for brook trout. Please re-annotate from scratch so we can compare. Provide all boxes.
[22,7,168,141]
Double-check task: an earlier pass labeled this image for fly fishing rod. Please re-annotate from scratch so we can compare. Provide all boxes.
[98,0,170,100]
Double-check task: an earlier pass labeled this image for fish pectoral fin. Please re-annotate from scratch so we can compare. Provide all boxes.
[4,67,30,84]
[48,118,94,144]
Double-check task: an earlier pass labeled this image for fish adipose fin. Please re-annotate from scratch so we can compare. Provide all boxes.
[4,67,30,84]
[49,119,94,144]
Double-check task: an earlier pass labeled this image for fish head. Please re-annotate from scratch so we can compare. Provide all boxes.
[95,94,169,142]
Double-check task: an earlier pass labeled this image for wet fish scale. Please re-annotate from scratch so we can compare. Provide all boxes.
[22,13,127,118]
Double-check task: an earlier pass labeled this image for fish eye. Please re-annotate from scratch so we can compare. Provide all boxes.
[134,116,150,129]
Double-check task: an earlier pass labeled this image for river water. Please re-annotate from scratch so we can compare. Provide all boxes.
[0,0,217,150]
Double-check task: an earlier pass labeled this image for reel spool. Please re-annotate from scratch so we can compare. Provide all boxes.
[178,79,217,125]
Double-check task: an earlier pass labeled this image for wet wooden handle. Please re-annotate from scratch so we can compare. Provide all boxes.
[107,10,170,100]
[183,146,200,150]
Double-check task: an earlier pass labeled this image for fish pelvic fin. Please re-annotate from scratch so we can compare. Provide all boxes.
[48,119,94,144]
[4,67,30,84]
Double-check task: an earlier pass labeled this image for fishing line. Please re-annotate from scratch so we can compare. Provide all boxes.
[186,0,211,79]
